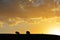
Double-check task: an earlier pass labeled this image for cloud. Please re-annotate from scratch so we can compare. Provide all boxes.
[0,0,58,18]
[54,0,60,5]
[0,16,60,33]
[0,0,19,16]
[32,0,44,7]
[0,21,4,27]
[0,0,59,34]
[54,0,60,2]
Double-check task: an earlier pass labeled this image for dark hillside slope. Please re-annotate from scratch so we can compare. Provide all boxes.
[0,34,60,40]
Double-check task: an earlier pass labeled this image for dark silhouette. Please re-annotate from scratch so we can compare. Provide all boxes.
[26,31,31,40]
[0,31,59,40]
[15,31,20,34]
[26,31,30,34]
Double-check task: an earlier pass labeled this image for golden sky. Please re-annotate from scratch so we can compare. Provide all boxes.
[0,0,60,35]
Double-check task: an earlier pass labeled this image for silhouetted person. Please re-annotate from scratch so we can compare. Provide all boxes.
[26,31,30,34]
[15,31,20,34]
[26,31,31,40]
[15,31,22,40]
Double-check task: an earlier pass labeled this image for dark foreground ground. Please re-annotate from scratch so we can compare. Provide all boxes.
[0,34,60,40]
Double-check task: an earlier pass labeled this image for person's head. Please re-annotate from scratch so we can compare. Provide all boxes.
[15,31,20,34]
[26,31,30,34]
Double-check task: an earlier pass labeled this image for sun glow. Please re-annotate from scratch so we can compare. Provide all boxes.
[48,24,60,35]
[50,29,60,35]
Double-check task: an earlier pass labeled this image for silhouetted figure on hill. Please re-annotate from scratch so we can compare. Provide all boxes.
[26,31,30,34]
[15,31,22,40]
[15,31,20,34]
[26,31,31,40]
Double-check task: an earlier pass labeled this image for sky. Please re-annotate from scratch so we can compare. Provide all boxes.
[0,0,60,34]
